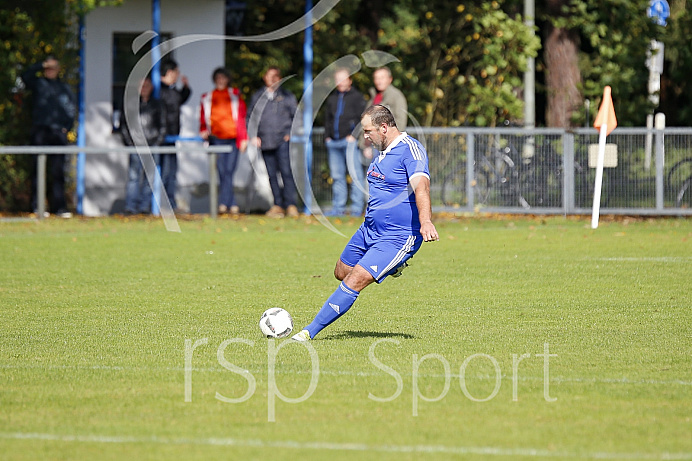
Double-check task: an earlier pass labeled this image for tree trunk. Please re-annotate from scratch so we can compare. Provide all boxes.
[544,5,582,128]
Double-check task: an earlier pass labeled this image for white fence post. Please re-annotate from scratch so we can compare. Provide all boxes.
[466,132,475,210]
[37,154,47,220]
[655,113,665,211]
[563,132,575,214]
[209,151,218,219]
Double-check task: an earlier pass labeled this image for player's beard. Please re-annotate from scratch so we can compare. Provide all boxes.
[372,137,386,152]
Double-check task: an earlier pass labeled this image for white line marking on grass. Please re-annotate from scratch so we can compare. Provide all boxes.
[593,257,692,263]
[1,432,691,459]
[2,364,691,387]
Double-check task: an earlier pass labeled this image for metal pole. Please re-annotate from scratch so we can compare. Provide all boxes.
[76,15,86,215]
[655,113,665,210]
[209,151,218,218]
[522,0,536,164]
[523,0,535,129]
[302,0,313,215]
[37,154,47,219]
[151,0,162,216]
[646,40,664,173]
[645,113,654,171]
[563,132,575,214]
[151,0,161,100]
[466,133,475,211]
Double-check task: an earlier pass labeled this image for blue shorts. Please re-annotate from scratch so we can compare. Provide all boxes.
[340,225,423,283]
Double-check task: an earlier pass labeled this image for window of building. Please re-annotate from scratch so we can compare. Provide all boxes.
[111,32,172,130]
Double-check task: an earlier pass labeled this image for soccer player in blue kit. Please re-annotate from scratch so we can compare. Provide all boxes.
[292,105,439,341]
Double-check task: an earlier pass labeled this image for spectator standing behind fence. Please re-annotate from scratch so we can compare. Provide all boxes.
[21,56,76,218]
[248,66,299,218]
[361,67,408,160]
[324,68,367,216]
[119,77,167,215]
[199,67,248,215]
[159,59,191,211]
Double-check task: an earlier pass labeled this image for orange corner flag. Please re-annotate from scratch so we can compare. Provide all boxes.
[593,86,618,136]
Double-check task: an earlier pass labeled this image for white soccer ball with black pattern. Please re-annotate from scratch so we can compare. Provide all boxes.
[259,307,294,338]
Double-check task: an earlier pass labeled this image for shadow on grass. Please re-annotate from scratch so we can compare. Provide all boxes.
[321,330,414,340]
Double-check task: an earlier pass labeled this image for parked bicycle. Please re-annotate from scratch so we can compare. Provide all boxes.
[468,130,563,209]
[471,133,522,207]
[438,130,521,208]
[667,157,692,208]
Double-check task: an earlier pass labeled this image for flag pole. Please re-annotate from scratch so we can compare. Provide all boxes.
[591,123,608,229]
[591,86,617,229]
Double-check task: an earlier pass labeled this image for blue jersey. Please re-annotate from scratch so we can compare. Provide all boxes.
[364,132,430,235]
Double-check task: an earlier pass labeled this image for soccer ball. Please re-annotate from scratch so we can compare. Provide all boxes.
[259,307,294,338]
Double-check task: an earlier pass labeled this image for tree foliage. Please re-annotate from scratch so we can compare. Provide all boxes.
[660,3,692,125]
[228,0,539,128]
[224,1,307,98]
[0,0,121,211]
[226,0,689,128]
[0,1,121,145]
[378,1,540,127]
[551,0,660,127]
[226,0,382,125]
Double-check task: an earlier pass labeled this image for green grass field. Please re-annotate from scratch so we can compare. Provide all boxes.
[1,214,691,460]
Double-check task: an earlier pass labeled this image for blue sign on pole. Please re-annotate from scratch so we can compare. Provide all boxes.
[647,0,670,26]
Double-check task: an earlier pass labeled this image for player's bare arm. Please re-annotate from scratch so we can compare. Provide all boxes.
[411,175,439,242]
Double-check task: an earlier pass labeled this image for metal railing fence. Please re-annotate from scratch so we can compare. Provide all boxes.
[1,127,691,218]
[310,127,691,215]
[0,145,231,219]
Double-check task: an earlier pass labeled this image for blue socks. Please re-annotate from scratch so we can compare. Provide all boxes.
[305,282,360,338]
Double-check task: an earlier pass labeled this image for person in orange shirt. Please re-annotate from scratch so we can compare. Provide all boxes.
[200,67,248,215]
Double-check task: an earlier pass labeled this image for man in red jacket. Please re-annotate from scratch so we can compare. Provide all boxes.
[200,67,248,215]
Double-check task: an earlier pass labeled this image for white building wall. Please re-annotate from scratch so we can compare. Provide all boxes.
[83,0,271,215]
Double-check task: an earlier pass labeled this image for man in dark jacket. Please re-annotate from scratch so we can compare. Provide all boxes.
[159,59,191,210]
[248,66,299,218]
[324,68,367,216]
[120,77,167,214]
[21,57,76,217]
